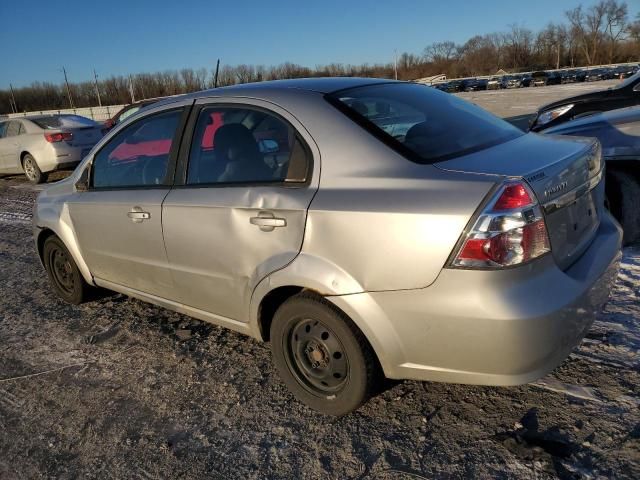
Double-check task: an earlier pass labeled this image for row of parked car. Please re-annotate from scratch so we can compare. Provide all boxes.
[434,64,640,93]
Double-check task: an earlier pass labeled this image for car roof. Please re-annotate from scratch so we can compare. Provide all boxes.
[152,77,400,107]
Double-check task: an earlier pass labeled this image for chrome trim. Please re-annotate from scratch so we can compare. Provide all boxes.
[543,168,604,215]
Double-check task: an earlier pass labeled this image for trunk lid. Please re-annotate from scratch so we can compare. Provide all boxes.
[435,133,603,270]
[66,126,104,147]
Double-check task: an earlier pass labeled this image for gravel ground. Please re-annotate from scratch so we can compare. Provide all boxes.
[1,83,639,479]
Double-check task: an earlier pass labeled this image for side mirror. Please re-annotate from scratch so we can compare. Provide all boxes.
[75,163,90,192]
[258,139,280,154]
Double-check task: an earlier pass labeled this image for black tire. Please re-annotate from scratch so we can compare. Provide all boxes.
[270,292,380,415]
[42,236,91,304]
[23,153,47,184]
[606,169,640,245]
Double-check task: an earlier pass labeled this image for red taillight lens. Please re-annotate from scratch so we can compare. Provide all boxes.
[492,183,533,210]
[450,181,551,269]
[44,132,73,143]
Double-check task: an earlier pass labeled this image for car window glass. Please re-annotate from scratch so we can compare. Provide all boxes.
[330,83,522,164]
[92,109,182,188]
[0,122,7,138]
[186,106,309,185]
[5,122,20,137]
[118,106,141,124]
[31,115,97,129]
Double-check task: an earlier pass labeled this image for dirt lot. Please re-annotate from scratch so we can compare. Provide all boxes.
[1,84,639,479]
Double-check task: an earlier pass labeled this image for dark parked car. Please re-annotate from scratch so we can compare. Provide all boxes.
[530,70,640,131]
[103,98,162,130]
[501,75,522,89]
[460,78,486,92]
[544,106,640,244]
[531,71,562,87]
[619,65,639,79]
[585,69,605,82]
[561,70,579,84]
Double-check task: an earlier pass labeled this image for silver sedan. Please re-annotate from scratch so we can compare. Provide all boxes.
[0,115,104,183]
[33,78,622,415]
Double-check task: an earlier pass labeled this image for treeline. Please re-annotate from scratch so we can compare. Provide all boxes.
[2,0,639,114]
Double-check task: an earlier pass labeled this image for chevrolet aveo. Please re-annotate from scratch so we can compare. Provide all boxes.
[33,78,622,415]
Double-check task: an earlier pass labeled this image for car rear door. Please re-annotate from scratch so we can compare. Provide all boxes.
[161,98,319,321]
[67,102,191,298]
[0,121,22,172]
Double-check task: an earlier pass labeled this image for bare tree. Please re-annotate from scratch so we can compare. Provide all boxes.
[604,0,629,63]
[566,2,608,65]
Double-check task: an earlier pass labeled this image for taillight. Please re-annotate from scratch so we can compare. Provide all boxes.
[450,181,551,268]
[44,132,73,143]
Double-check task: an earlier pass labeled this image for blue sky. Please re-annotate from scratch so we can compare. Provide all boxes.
[0,0,626,88]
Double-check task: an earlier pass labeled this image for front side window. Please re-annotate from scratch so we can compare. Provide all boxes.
[328,82,522,163]
[92,109,182,188]
[0,122,7,138]
[186,106,309,185]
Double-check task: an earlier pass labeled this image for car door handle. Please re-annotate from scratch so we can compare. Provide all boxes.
[250,213,286,231]
[127,207,150,223]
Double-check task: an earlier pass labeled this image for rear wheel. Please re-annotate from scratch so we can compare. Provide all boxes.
[271,293,380,415]
[23,153,47,184]
[43,235,91,304]
[606,169,640,245]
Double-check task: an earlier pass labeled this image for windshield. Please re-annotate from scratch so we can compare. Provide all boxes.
[327,82,523,164]
[612,70,640,90]
[31,115,98,129]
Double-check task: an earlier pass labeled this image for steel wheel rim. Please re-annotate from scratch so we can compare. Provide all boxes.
[284,318,349,395]
[24,158,36,181]
[49,247,75,295]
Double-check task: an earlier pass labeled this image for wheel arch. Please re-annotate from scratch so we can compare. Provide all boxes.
[34,210,95,286]
[249,254,402,377]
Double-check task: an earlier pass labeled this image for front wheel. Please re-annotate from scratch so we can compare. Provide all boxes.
[23,153,47,184]
[271,293,380,415]
[43,236,91,304]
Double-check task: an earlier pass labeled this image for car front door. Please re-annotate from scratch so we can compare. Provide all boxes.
[67,103,191,298]
[161,99,319,321]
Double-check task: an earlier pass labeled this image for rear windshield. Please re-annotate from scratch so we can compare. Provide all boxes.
[31,115,98,129]
[327,82,522,163]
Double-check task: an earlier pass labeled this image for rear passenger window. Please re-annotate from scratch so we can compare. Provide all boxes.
[5,122,21,137]
[186,106,310,185]
[92,109,182,189]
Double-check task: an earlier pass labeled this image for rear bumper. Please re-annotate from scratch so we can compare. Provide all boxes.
[327,211,622,385]
[39,144,93,172]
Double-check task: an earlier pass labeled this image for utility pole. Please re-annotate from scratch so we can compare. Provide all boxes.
[213,59,220,88]
[394,50,398,80]
[128,75,136,103]
[9,83,17,113]
[93,69,102,107]
[62,66,74,108]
